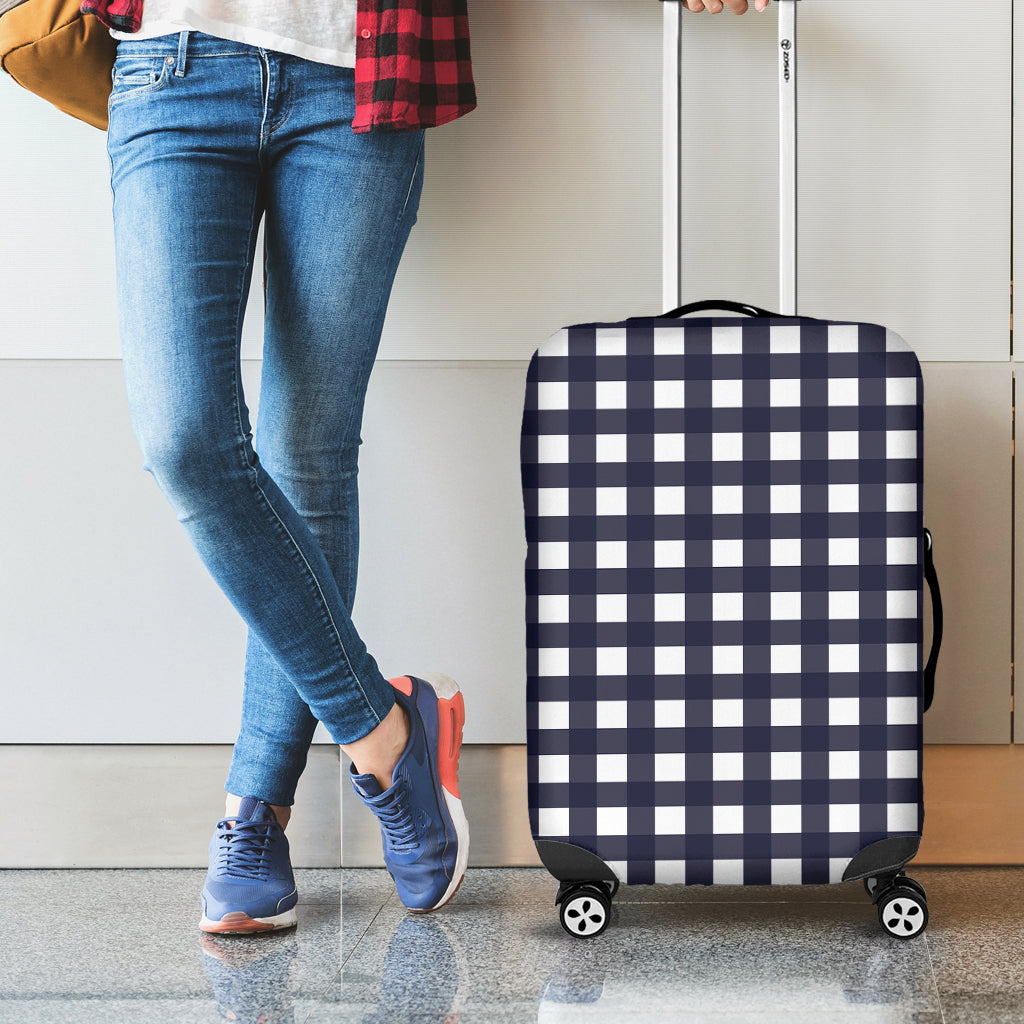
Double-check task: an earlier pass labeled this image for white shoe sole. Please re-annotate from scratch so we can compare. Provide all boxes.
[414,672,471,912]
[199,905,297,934]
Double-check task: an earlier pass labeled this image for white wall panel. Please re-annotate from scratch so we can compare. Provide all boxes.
[1015,367,1024,743]
[5,359,1007,746]
[0,0,1015,753]
[1013,0,1024,743]
[675,2,1009,362]
[354,361,529,742]
[0,0,664,362]
[0,86,120,359]
[922,363,1012,743]
[0,359,528,743]
[0,360,252,743]
[382,0,664,359]
[0,0,663,745]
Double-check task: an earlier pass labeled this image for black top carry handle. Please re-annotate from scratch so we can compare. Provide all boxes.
[922,528,942,713]
[626,300,783,320]
[663,300,782,318]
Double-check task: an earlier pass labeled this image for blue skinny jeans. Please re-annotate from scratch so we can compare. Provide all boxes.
[106,30,424,805]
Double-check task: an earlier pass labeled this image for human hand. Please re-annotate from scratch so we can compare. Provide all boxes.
[685,0,771,12]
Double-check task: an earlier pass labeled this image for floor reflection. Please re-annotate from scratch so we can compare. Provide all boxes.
[0,868,1018,1023]
[200,931,299,1023]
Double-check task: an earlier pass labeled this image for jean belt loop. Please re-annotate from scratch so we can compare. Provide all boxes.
[174,30,189,77]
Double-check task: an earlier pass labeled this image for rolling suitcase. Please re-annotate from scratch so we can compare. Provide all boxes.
[520,0,943,940]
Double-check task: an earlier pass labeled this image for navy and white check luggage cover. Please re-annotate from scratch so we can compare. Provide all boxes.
[521,314,932,890]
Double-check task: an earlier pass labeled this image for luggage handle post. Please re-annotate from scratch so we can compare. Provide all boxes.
[662,0,799,317]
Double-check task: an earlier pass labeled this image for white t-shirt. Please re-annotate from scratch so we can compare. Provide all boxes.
[109,1,357,69]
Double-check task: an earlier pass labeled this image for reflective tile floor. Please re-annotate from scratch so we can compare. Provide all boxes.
[0,867,1021,1023]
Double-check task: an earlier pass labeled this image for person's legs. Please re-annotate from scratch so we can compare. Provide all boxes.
[107,31,401,785]
[225,47,425,809]
[107,30,465,929]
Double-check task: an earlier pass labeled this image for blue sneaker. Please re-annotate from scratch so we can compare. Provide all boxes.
[350,672,469,912]
[199,796,298,934]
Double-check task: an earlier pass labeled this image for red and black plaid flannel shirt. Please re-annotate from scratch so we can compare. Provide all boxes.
[79,0,477,133]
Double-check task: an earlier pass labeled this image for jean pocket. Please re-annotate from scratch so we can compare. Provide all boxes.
[109,55,173,104]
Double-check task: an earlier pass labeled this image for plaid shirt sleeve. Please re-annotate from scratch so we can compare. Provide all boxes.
[79,0,143,32]
[352,0,477,134]
[79,0,477,134]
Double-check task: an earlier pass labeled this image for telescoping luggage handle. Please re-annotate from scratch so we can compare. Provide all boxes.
[658,0,801,318]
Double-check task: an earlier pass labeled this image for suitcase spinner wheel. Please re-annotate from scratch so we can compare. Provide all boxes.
[557,882,614,938]
[552,870,932,940]
[875,880,929,939]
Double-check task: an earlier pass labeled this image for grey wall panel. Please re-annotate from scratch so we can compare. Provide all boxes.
[0,745,341,868]
[0,359,529,744]
[5,358,1006,746]
[0,83,119,359]
[0,360,250,743]
[0,0,664,363]
[676,3,1009,362]
[0,0,1013,754]
[343,744,539,868]
[380,0,664,360]
[922,363,1012,743]
[354,361,530,743]
[1014,0,1024,744]
[1016,365,1024,744]
[0,76,268,361]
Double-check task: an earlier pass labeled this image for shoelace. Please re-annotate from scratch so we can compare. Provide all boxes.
[215,817,275,880]
[371,782,421,854]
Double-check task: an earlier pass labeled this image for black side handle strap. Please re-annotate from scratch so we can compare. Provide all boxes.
[923,527,942,713]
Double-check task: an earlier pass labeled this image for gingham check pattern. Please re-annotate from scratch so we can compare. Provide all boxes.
[522,317,924,886]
